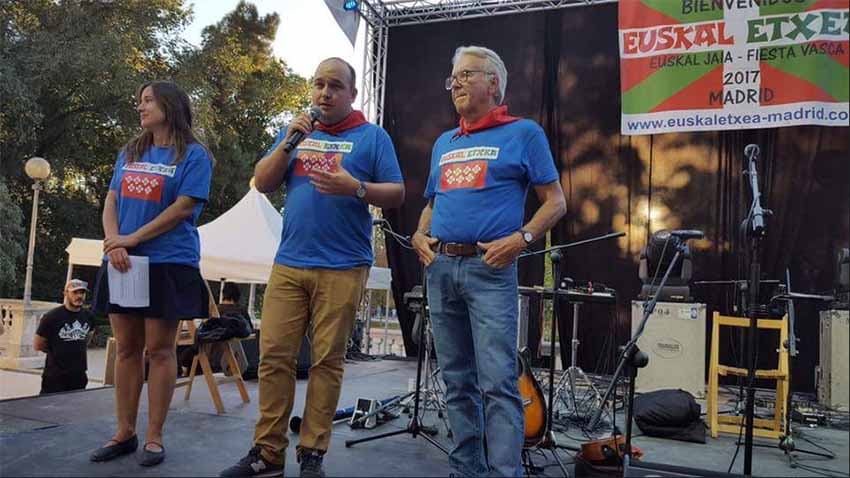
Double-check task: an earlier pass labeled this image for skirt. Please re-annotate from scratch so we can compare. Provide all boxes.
[93,261,209,321]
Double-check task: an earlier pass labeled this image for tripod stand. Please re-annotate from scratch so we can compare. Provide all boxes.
[345,269,448,454]
[523,249,570,477]
[398,292,450,437]
[747,271,835,468]
[552,301,606,427]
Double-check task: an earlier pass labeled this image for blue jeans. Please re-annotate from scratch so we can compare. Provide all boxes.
[427,254,524,477]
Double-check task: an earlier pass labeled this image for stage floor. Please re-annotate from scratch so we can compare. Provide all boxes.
[1,358,847,477]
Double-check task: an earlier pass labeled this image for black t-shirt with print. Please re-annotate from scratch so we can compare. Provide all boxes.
[36,306,92,378]
[218,303,249,320]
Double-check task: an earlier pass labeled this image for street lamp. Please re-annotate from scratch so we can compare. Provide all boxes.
[23,157,51,308]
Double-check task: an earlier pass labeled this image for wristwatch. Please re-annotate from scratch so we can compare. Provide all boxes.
[355,181,367,199]
[519,228,533,244]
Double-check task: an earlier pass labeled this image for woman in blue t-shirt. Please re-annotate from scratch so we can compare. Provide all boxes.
[90,80,214,467]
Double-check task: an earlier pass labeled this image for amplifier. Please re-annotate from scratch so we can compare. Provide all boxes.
[631,302,706,398]
[817,309,849,410]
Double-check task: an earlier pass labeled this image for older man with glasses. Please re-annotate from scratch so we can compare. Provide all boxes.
[412,45,566,477]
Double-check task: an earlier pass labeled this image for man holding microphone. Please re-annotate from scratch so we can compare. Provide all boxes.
[221,57,404,478]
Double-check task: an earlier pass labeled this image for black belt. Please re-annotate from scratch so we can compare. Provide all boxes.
[433,242,480,257]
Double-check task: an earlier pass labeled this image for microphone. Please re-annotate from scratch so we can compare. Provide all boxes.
[745,144,765,234]
[744,144,759,161]
[283,106,321,153]
[669,230,704,240]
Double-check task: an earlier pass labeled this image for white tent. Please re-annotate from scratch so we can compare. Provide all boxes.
[65,187,392,317]
[198,186,286,284]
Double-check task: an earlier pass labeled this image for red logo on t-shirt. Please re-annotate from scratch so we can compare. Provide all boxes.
[440,161,488,190]
[294,151,342,176]
[121,172,163,202]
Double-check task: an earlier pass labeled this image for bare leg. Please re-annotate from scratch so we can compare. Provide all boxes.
[107,314,146,445]
[143,318,179,451]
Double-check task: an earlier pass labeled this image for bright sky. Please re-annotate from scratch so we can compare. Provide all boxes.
[184,1,364,94]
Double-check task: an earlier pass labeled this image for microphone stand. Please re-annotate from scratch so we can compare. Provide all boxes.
[540,249,570,477]
[345,223,448,454]
[742,148,768,477]
[345,265,448,455]
[527,231,625,257]
[585,237,739,478]
[587,239,688,433]
[518,231,624,429]
[516,231,624,476]
[749,272,836,468]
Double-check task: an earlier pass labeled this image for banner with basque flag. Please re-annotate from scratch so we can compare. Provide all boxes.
[619,0,849,135]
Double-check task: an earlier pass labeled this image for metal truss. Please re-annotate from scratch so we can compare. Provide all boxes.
[356,0,615,125]
[378,0,614,27]
[359,0,389,125]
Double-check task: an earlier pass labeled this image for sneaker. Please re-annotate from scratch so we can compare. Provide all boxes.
[219,446,284,477]
[298,448,325,478]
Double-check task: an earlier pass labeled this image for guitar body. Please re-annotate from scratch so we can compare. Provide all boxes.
[518,347,547,448]
[578,435,644,464]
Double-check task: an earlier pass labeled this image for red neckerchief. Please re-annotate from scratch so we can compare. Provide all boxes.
[315,110,368,135]
[454,105,521,138]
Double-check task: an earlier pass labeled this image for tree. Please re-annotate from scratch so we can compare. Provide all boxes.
[1,0,191,300]
[0,179,25,298]
[175,1,310,221]
[0,1,310,301]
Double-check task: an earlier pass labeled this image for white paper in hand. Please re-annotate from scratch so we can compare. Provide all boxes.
[107,255,150,308]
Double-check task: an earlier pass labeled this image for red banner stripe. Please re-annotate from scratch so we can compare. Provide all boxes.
[619,1,682,30]
[808,0,849,11]
[760,62,839,105]
[823,40,850,68]
[650,65,724,112]
[620,56,668,93]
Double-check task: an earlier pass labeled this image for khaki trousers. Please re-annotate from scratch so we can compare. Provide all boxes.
[253,264,368,464]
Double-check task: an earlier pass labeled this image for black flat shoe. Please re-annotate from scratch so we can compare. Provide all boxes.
[138,442,165,467]
[90,435,138,462]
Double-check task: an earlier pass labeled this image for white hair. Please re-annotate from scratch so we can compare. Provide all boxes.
[452,45,507,105]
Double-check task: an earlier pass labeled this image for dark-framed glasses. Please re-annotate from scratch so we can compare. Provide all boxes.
[444,70,495,90]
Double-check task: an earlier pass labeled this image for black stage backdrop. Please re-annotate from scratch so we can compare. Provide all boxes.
[380,3,849,393]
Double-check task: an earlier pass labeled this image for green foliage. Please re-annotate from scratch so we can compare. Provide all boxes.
[177,1,310,221]
[0,179,25,297]
[0,0,310,300]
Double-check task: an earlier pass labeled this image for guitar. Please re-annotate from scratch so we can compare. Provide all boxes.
[578,435,644,464]
[518,347,547,448]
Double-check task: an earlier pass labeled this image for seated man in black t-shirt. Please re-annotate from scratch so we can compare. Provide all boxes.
[177,282,251,376]
[34,279,93,394]
[217,282,250,322]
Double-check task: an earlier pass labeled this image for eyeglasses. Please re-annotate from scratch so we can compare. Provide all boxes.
[444,70,495,90]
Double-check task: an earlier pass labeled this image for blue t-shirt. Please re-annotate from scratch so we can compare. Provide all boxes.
[107,143,213,266]
[424,119,559,244]
[267,123,403,269]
